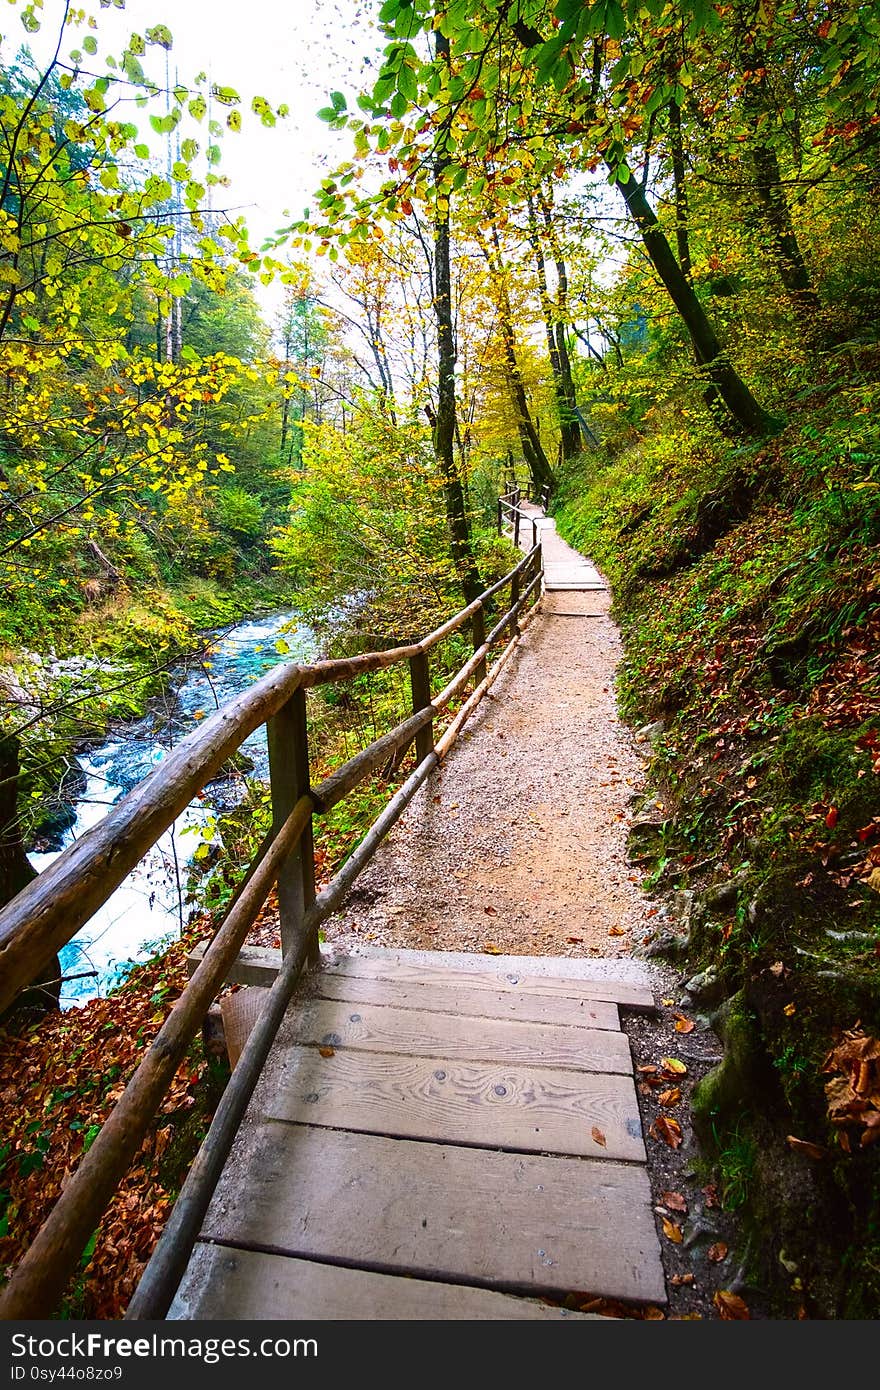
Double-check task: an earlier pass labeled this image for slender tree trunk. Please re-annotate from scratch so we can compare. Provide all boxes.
[527,192,581,462]
[667,98,730,424]
[482,224,555,497]
[432,29,481,603]
[668,96,692,281]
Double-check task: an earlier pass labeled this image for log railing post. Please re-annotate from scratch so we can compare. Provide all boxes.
[497,495,503,536]
[267,686,318,966]
[511,567,521,636]
[513,506,521,550]
[472,602,487,685]
[532,517,538,549]
[409,650,434,762]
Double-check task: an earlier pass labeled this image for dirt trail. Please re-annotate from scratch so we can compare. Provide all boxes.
[323,523,656,961]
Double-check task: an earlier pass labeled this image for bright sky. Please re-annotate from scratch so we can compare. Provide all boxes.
[10,0,382,310]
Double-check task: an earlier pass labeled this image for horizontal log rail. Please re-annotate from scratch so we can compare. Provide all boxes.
[0,535,543,1320]
[496,486,549,550]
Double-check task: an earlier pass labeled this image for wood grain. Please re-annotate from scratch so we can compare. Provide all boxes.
[199,1123,666,1304]
[322,955,655,1010]
[310,971,621,1031]
[170,1248,601,1321]
[286,996,630,1073]
[265,1045,645,1160]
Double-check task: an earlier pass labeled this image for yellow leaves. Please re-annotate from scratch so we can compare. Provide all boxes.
[661,1217,683,1243]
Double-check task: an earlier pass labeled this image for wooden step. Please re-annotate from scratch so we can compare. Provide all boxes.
[264,1045,645,1161]
[199,1123,666,1305]
[286,996,630,1072]
[322,955,655,1010]
[170,1248,601,1320]
[311,972,620,1031]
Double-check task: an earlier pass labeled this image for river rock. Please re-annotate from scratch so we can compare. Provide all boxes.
[635,719,665,744]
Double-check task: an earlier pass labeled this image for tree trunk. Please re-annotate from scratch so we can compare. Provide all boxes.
[483,224,555,498]
[616,170,773,435]
[432,30,482,604]
[527,193,581,463]
[667,98,731,425]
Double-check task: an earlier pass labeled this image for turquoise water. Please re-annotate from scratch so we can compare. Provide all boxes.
[30,611,317,1005]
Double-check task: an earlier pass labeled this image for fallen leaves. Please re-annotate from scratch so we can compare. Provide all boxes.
[662,1217,683,1244]
[591,1125,607,1148]
[823,1025,880,1147]
[482,943,503,955]
[658,1086,681,1107]
[714,1290,750,1320]
[650,1115,683,1148]
[661,1190,688,1213]
[0,927,206,1318]
[607,925,625,937]
[707,1242,729,1263]
[672,1011,695,1034]
[670,1272,695,1287]
[786,1135,828,1161]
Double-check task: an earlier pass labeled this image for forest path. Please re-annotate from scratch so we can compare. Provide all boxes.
[320,508,657,961]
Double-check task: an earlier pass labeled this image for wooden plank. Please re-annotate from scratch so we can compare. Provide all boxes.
[200,1123,666,1304]
[322,955,655,1010]
[265,1046,645,1160]
[170,1247,601,1320]
[310,972,621,1031]
[220,988,269,1068]
[286,996,631,1073]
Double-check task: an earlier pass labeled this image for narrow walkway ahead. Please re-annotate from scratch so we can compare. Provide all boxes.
[171,510,665,1320]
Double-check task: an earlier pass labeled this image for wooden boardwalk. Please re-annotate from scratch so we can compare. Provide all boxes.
[512,502,606,592]
[170,949,665,1319]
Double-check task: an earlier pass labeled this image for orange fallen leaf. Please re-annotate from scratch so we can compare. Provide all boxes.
[591,1125,607,1148]
[650,1115,683,1149]
[658,1086,681,1107]
[707,1242,729,1262]
[662,1218,683,1244]
[483,943,503,955]
[673,1012,695,1033]
[608,925,625,936]
[714,1289,750,1320]
[566,936,583,943]
[661,1190,687,1213]
[786,1135,828,1160]
[825,806,839,830]
[318,1046,335,1058]
[643,1306,665,1319]
[670,1273,694,1287]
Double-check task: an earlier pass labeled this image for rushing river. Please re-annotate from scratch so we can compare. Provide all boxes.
[29,611,317,1007]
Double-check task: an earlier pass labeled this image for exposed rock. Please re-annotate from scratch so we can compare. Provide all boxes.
[704,869,750,913]
[635,719,665,744]
[683,964,726,1007]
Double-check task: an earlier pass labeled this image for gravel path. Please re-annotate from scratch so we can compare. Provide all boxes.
[322,521,659,964]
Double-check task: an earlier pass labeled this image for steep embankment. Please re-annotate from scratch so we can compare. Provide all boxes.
[554,368,880,1318]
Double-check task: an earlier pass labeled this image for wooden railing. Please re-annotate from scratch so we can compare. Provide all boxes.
[0,537,543,1320]
[497,485,547,550]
